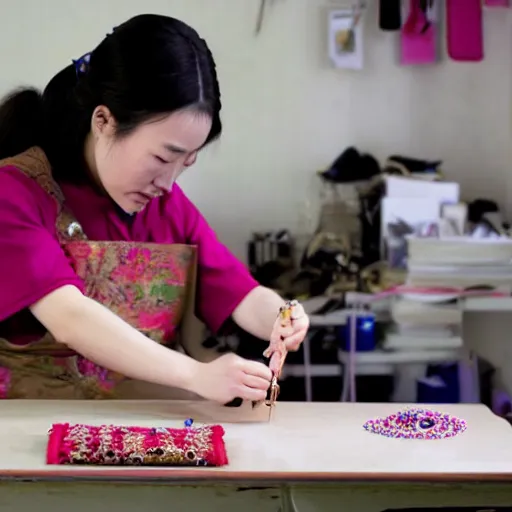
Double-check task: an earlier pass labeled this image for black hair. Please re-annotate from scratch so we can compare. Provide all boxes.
[0,14,222,182]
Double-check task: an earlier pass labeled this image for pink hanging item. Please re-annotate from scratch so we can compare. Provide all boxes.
[446,0,484,61]
[400,0,437,66]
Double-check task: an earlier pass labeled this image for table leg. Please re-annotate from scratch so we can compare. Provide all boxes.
[302,333,313,402]
[340,361,350,402]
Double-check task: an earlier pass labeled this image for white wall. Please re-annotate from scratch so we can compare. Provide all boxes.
[1,0,511,260]
[2,1,512,392]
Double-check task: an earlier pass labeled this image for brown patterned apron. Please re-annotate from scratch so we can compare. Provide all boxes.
[0,147,197,399]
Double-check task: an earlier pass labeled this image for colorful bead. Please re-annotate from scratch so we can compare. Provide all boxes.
[184,418,194,427]
[363,407,467,440]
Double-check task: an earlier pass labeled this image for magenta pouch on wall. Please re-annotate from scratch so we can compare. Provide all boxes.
[446,0,484,61]
[400,0,437,66]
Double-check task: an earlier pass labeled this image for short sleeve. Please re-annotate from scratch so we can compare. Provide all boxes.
[0,167,84,322]
[168,186,259,334]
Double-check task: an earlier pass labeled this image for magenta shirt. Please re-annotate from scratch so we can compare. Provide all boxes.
[0,166,258,334]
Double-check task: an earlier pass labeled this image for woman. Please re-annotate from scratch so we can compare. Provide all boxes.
[0,14,309,402]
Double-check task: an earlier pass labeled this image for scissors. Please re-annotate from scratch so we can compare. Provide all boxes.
[257,300,296,419]
[224,376,279,421]
[224,361,281,420]
[265,374,280,420]
[225,300,297,420]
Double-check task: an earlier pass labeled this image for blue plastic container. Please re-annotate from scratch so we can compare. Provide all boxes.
[417,364,460,403]
[338,313,376,352]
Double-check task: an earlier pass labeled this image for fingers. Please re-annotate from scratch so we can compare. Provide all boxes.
[293,314,309,331]
[278,325,293,338]
[242,373,271,391]
[283,330,306,351]
[241,359,273,381]
[281,314,309,351]
[237,387,267,402]
[234,361,271,402]
[272,315,293,339]
[269,354,285,377]
[290,303,306,320]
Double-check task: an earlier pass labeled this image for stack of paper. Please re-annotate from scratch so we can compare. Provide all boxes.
[383,297,463,351]
[406,236,512,292]
[382,176,460,270]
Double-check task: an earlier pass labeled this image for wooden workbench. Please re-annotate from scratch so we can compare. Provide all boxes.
[0,400,511,511]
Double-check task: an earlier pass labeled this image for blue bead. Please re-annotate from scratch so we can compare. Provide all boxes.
[184,418,194,427]
[419,418,435,430]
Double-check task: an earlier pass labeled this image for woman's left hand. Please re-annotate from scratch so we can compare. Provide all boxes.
[282,302,309,351]
[263,300,310,377]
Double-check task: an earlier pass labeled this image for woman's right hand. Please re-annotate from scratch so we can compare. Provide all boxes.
[191,353,272,404]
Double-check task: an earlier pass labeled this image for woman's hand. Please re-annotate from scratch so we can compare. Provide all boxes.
[233,287,310,352]
[191,353,273,404]
[281,302,309,352]
[266,301,309,376]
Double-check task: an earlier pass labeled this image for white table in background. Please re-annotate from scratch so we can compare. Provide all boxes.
[289,296,512,402]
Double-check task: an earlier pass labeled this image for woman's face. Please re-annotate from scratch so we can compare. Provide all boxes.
[88,106,212,213]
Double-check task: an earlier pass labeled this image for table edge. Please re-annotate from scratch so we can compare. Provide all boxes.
[2,470,512,484]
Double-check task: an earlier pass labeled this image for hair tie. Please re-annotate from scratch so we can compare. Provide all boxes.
[72,52,91,77]
[73,26,116,77]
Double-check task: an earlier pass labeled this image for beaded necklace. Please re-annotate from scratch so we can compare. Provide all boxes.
[363,407,467,439]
